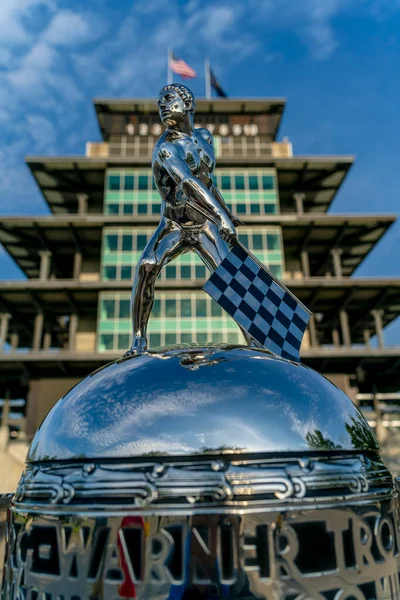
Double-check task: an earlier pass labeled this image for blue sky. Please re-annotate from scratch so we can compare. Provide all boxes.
[0,0,399,338]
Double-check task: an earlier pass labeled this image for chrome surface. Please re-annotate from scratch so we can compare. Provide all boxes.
[3,497,400,598]
[128,84,297,355]
[15,454,392,514]
[27,346,378,462]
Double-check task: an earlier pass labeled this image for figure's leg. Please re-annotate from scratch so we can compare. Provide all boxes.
[127,219,185,354]
[195,223,260,347]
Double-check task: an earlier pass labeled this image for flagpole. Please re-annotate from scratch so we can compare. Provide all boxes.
[168,48,172,84]
[205,57,211,99]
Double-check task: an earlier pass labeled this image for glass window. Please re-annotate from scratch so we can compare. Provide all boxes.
[138,204,147,214]
[264,204,276,214]
[124,175,134,190]
[138,175,148,190]
[197,333,208,344]
[103,299,115,319]
[122,235,133,251]
[152,178,157,190]
[181,266,191,279]
[119,299,130,319]
[166,299,176,317]
[238,234,248,247]
[250,204,260,214]
[235,175,245,190]
[236,204,246,214]
[248,175,259,190]
[196,299,207,317]
[108,204,119,215]
[253,234,263,250]
[181,333,192,345]
[181,299,191,317]
[226,203,232,211]
[166,266,176,279]
[221,175,231,190]
[150,333,161,347]
[100,334,114,350]
[262,175,274,190]
[104,266,117,280]
[195,265,206,279]
[228,332,239,344]
[137,234,147,251]
[269,264,282,278]
[213,332,223,343]
[108,175,120,191]
[211,302,222,317]
[166,333,176,346]
[106,234,118,251]
[121,266,132,280]
[123,204,133,215]
[152,299,161,318]
[266,233,280,250]
[118,334,130,350]
[152,204,159,215]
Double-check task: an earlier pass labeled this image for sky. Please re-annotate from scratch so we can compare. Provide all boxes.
[0,0,400,337]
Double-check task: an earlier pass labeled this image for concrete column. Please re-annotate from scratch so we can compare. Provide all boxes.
[73,251,82,279]
[332,328,340,347]
[371,309,384,348]
[300,251,310,278]
[10,333,19,351]
[293,193,305,215]
[331,248,343,278]
[0,313,10,352]
[77,194,88,214]
[308,314,319,347]
[68,314,78,351]
[363,329,371,348]
[39,250,52,281]
[32,312,44,351]
[43,331,52,351]
[339,310,351,346]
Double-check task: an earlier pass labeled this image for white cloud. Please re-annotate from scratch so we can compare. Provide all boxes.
[0,0,55,44]
[43,9,103,46]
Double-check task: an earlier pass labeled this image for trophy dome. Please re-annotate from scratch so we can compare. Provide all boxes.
[28,345,378,462]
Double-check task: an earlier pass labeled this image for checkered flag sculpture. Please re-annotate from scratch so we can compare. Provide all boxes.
[204,243,311,362]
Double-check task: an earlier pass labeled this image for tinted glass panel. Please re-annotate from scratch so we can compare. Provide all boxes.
[137,234,147,250]
[181,266,191,279]
[118,334,130,350]
[103,300,115,319]
[106,234,118,251]
[166,266,176,279]
[101,334,113,350]
[195,265,206,278]
[124,175,134,190]
[181,299,191,317]
[267,233,279,250]
[123,204,133,215]
[152,299,161,318]
[119,299,130,319]
[105,266,117,279]
[138,175,148,190]
[122,235,133,251]
[166,299,176,317]
[235,175,245,190]
[249,175,259,190]
[166,333,176,346]
[121,266,132,279]
[196,299,207,317]
[262,175,274,190]
[253,234,263,250]
[221,175,231,190]
[108,175,120,190]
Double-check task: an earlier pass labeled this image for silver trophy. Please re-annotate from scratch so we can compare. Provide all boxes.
[2,85,399,599]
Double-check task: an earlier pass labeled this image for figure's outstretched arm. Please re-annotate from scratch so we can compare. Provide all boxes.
[157,142,236,240]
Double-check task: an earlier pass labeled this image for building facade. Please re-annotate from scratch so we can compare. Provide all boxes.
[1,96,400,470]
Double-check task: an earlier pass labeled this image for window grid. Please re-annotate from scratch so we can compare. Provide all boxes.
[97,291,245,352]
[101,227,284,282]
[104,168,280,216]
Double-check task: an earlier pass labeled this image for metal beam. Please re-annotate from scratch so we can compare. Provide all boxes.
[315,223,348,275]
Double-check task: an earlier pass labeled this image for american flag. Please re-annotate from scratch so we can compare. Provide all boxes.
[170,52,197,79]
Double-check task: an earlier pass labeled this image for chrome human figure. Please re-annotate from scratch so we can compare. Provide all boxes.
[127,83,253,355]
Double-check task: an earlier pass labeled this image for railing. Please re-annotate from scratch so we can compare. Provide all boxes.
[86,138,293,160]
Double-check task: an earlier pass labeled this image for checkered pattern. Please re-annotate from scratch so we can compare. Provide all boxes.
[203,243,311,362]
